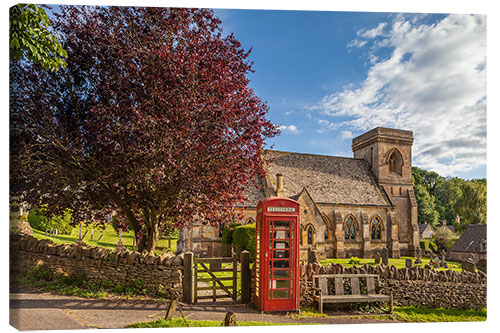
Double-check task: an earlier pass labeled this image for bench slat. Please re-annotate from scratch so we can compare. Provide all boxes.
[334,277,344,295]
[367,277,376,295]
[319,294,390,303]
[318,277,328,295]
[351,277,360,295]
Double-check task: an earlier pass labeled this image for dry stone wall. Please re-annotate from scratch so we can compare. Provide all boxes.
[299,262,486,310]
[10,234,183,298]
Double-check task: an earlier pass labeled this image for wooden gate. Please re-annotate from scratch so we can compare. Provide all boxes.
[194,256,238,302]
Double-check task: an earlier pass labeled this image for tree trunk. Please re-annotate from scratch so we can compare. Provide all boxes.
[145,223,159,256]
[137,235,147,253]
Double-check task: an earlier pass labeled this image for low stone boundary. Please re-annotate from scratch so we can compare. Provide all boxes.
[10,234,183,298]
[299,262,486,310]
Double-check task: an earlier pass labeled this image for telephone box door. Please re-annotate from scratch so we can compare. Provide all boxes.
[255,198,300,312]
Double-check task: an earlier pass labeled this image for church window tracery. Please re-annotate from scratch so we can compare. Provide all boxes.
[344,216,356,240]
[371,216,382,240]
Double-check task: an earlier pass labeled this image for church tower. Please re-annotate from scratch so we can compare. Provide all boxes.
[352,127,419,257]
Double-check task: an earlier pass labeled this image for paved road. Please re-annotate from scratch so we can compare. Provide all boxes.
[10,287,395,330]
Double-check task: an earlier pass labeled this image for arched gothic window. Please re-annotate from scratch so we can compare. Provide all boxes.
[371,217,382,240]
[324,226,329,240]
[344,216,356,240]
[245,217,255,225]
[388,150,403,175]
[307,225,314,245]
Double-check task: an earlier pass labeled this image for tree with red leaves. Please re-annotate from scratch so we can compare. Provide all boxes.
[10,6,278,254]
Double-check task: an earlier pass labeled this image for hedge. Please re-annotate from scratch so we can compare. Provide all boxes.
[232,224,256,261]
[221,221,241,244]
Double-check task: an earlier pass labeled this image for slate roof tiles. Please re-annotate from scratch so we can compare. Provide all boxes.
[242,150,391,207]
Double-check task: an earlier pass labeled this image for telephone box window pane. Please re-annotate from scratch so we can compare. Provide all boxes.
[273,249,289,259]
[274,220,290,228]
[270,270,290,279]
[270,290,290,299]
[274,279,290,289]
[272,230,290,239]
[272,260,289,269]
[273,240,289,249]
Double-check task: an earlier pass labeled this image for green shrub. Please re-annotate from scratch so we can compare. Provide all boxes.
[27,264,54,282]
[432,226,459,251]
[232,224,256,261]
[420,240,438,253]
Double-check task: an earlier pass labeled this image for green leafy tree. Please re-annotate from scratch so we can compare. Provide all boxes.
[414,183,439,226]
[433,177,464,223]
[9,4,67,71]
[453,180,487,233]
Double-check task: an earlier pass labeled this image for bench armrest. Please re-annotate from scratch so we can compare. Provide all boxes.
[310,287,322,296]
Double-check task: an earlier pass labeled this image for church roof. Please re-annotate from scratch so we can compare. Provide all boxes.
[242,150,391,207]
[449,224,487,253]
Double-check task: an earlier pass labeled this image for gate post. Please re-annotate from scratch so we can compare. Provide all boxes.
[183,252,194,303]
[240,250,251,303]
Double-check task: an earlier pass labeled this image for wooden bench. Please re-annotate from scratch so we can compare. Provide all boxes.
[312,274,393,313]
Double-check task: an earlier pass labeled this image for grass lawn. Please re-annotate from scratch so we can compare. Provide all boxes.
[320,257,462,271]
[31,224,177,255]
[126,306,486,327]
[127,318,304,328]
[391,306,486,322]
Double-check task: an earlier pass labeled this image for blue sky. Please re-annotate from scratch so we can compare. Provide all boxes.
[212,9,487,180]
[28,1,488,180]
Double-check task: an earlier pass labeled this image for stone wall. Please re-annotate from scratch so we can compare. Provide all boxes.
[299,262,486,310]
[10,234,183,298]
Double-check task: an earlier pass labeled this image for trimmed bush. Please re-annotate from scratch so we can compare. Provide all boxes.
[232,224,256,261]
[221,221,240,244]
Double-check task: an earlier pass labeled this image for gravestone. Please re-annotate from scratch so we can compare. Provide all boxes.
[381,247,389,266]
[307,246,318,264]
[440,252,447,268]
[477,258,487,274]
[116,229,125,251]
[414,246,422,264]
[374,252,381,265]
[462,260,476,273]
[405,258,412,268]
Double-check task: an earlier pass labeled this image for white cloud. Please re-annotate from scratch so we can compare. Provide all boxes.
[278,124,300,134]
[340,130,353,140]
[313,14,486,176]
[358,22,387,39]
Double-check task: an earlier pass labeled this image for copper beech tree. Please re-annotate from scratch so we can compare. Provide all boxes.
[10,6,278,254]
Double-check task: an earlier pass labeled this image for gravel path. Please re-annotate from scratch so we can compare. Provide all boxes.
[9,287,397,330]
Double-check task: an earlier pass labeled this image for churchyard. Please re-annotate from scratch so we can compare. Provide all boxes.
[31,224,177,254]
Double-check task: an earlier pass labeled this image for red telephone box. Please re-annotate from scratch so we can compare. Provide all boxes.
[254,197,300,312]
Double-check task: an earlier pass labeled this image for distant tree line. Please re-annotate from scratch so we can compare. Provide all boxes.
[412,166,486,234]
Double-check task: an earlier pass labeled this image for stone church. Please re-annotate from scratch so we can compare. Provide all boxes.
[177,127,419,260]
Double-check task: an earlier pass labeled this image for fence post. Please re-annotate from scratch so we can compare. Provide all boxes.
[240,250,251,303]
[183,252,194,303]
